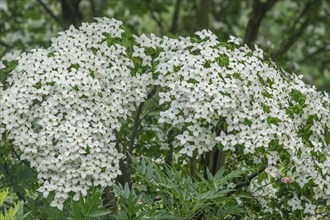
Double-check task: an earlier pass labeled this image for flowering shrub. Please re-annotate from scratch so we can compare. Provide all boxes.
[0,18,329,217]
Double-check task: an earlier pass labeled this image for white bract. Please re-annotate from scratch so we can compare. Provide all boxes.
[0,18,329,214]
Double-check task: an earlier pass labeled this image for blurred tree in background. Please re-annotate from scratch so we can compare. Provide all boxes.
[0,0,329,91]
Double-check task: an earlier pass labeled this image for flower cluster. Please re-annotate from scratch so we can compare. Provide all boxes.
[131,28,329,216]
[1,18,329,215]
[0,18,151,209]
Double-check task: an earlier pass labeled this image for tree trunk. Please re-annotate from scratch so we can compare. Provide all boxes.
[196,0,209,30]
[61,0,83,29]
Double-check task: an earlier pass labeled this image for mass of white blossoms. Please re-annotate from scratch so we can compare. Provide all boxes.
[0,18,329,213]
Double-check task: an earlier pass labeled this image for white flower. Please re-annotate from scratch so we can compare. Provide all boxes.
[228,35,241,45]
[288,195,303,211]
[50,200,63,210]
[0,61,5,69]
[304,202,316,215]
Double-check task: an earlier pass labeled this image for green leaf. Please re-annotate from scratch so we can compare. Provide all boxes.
[13,201,31,220]
[89,210,111,217]
[266,116,281,125]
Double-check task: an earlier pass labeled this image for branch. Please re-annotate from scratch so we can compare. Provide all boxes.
[139,109,160,123]
[271,20,309,60]
[12,147,30,168]
[115,131,129,187]
[207,147,216,174]
[270,0,316,60]
[314,212,330,218]
[253,179,277,193]
[125,86,158,185]
[127,103,144,159]
[215,149,226,172]
[146,3,164,35]
[190,156,198,181]
[291,0,313,33]
[169,0,182,34]
[234,166,266,189]
[227,166,266,196]
[127,86,158,155]
[165,128,174,166]
[244,0,278,47]
[36,0,64,28]
[298,42,330,64]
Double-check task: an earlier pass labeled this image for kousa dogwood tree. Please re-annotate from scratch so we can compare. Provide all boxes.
[0,18,329,218]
